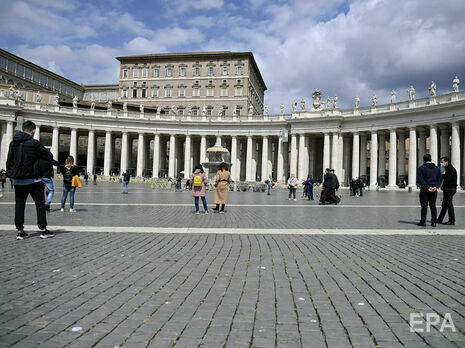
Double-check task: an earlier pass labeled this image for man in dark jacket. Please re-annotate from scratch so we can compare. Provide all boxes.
[416,154,443,227]
[320,168,332,204]
[437,156,457,225]
[122,171,131,194]
[6,121,55,240]
[328,169,340,204]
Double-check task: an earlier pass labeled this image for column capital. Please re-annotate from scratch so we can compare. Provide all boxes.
[438,124,450,130]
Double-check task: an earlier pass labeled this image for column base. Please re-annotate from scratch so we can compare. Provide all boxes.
[369,185,378,190]
[386,185,398,190]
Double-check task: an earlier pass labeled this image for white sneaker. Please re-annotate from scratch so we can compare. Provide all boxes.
[60,208,64,212]
[293,198,297,201]
[69,208,74,213]
[288,198,291,200]
[195,211,200,215]
[205,211,209,215]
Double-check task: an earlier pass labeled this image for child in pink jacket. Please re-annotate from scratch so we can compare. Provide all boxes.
[190,165,209,214]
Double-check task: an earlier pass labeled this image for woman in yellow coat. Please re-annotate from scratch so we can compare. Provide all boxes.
[213,162,231,213]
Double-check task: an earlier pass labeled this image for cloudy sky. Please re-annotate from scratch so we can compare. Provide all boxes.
[1,0,464,112]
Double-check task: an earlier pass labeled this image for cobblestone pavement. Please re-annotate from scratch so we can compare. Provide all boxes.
[0,183,465,347]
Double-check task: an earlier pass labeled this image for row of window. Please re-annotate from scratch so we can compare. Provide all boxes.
[122,65,244,79]
[0,55,82,97]
[122,86,244,99]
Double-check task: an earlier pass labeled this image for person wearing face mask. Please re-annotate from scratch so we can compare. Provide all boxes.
[437,156,457,225]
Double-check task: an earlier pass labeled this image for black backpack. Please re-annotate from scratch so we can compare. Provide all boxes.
[6,143,27,178]
[63,168,73,182]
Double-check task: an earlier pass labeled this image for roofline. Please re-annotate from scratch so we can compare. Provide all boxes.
[0,48,83,90]
[83,84,119,88]
[116,51,267,90]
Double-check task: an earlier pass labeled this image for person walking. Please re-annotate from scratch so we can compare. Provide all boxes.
[122,171,131,194]
[437,156,457,225]
[320,168,332,204]
[304,174,314,200]
[38,152,60,212]
[84,172,89,185]
[93,173,97,185]
[190,165,209,214]
[6,120,54,240]
[265,175,273,196]
[416,154,443,227]
[60,156,79,212]
[287,174,298,201]
[1,169,6,189]
[213,162,231,213]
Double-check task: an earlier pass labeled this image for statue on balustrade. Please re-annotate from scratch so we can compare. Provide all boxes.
[202,105,207,116]
[311,90,323,110]
[34,91,42,103]
[218,105,224,117]
[140,104,144,113]
[248,104,254,116]
[264,105,269,115]
[107,100,112,110]
[8,86,16,99]
[429,81,436,97]
[355,96,360,109]
[170,105,176,116]
[292,100,297,112]
[372,93,377,107]
[280,104,284,114]
[326,97,331,109]
[156,105,161,115]
[53,94,59,105]
[300,99,306,110]
[90,98,95,110]
[188,105,192,116]
[333,96,338,109]
[72,96,78,108]
[123,102,128,112]
[408,85,415,101]
[453,76,460,92]
[390,90,396,104]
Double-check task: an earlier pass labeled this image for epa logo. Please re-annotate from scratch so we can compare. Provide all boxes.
[410,313,456,333]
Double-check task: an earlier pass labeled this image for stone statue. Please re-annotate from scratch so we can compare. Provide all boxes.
[355,96,360,109]
[429,81,436,97]
[140,104,144,113]
[233,107,237,117]
[8,86,16,99]
[202,105,207,116]
[248,104,254,116]
[292,100,297,112]
[408,85,415,101]
[53,94,59,105]
[188,105,192,116]
[312,90,323,110]
[170,105,176,116]
[218,105,224,117]
[73,96,78,108]
[390,90,396,104]
[107,100,112,110]
[90,98,95,110]
[123,102,128,112]
[280,104,284,114]
[0,89,4,98]
[372,93,377,107]
[453,76,460,92]
[264,105,269,115]
[333,96,338,109]
[34,91,42,103]
[326,97,331,109]
[300,99,305,110]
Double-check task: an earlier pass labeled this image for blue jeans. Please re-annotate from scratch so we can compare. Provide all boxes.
[194,196,208,212]
[123,181,129,193]
[62,183,76,209]
[42,178,54,205]
[267,184,272,195]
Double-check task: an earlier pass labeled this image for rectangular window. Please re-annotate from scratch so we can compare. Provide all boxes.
[179,87,185,97]
[221,88,228,97]
[133,89,137,98]
[166,68,172,77]
[236,108,241,116]
[133,68,139,78]
[142,68,147,78]
[194,67,200,76]
[7,60,15,73]
[235,87,243,96]
[141,89,146,98]
[123,69,128,78]
[192,109,198,116]
[152,88,159,97]
[236,66,243,75]
[16,64,24,77]
[152,68,159,77]
[207,109,212,116]
[25,67,32,80]
[165,88,172,97]
[179,67,186,77]
[208,67,214,76]
[122,90,127,98]
[192,87,200,97]
[33,71,39,82]
[0,55,6,69]
[178,109,184,116]
[39,74,46,85]
[222,66,228,75]
[207,87,214,97]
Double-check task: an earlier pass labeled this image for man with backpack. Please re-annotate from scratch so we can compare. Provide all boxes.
[6,121,55,240]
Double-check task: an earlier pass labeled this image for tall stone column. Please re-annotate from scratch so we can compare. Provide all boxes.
[429,125,438,165]
[323,133,330,173]
[298,134,306,180]
[104,131,113,176]
[200,135,207,164]
[277,136,284,182]
[337,134,344,179]
[342,135,350,185]
[378,132,386,177]
[51,126,59,161]
[451,122,461,187]
[120,132,128,174]
[34,125,40,140]
[408,127,417,189]
[86,129,95,174]
[440,126,450,157]
[309,136,316,176]
[418,129,426,166]
[251,138,257,180]
[70,128,78,164]
[360,134,367,176]
[268,138,273,179]
[168,134,176,178]
[152,133,160,178]
[289,134,297,177]
[352,132,360,179]
[398,131,406,176]
[184,135,191,177]
[0,121,14,170]
[136,133,145,177]
[370,131,378,189]
[246,136,253,181]
[261,135,269,181]
[331,133,338,172]
[231,135,238,181]
[388,129,397,188]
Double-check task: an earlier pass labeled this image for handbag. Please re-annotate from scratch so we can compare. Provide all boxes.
[72,175,82,188]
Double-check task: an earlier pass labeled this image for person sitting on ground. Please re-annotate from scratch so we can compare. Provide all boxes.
[190,165,209,214]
